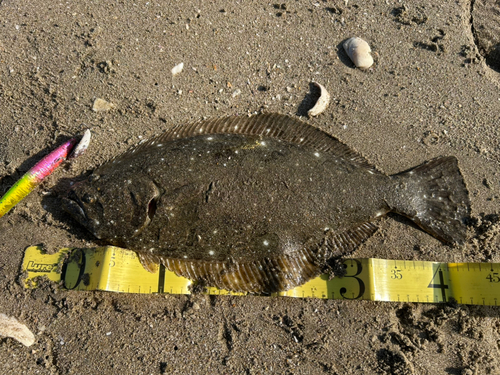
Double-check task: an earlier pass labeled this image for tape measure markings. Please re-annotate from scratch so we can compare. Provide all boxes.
[21,246,500,306]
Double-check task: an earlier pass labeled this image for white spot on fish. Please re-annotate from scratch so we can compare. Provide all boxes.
[209,250,215,256]
[207,137,213,140]
[263,240,269,246]
[157,144,163,147]
[183,255,188,259]
[314,152,320,157]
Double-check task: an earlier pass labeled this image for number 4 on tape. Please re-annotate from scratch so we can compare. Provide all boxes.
[21,246,500,305]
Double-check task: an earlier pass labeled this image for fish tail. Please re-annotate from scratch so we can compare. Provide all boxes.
[389,156,470,244]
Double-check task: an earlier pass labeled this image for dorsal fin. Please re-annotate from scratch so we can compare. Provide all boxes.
[111,113,377,172]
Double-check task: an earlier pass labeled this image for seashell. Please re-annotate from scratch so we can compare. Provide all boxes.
[343,37,374,69]
[69,129,92,159]
[307,82,331,117]
[171,62,184,76]
[0,313,35,347]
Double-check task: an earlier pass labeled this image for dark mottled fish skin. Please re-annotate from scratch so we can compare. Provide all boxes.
[62,114,470,293]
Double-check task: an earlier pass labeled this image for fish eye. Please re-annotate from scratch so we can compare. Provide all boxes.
[82,193,95,204]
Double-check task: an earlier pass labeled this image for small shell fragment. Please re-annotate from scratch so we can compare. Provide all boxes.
[0,313,35,347]
[69,129,92,159]
[232,89,242,98]
[171,62,184,76]
[92,98,116,112]
[307,82,331,117]
[343,37,374,69]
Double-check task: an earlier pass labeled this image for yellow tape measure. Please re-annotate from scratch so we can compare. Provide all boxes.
[22,246,500,306]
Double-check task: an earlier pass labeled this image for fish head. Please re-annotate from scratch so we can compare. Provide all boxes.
[62,172,160,242]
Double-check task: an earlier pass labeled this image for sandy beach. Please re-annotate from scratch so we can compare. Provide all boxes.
[1,0,500,373]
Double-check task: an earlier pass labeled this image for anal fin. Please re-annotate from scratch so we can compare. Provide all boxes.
[138,253,160,273]
[151,222,378,294]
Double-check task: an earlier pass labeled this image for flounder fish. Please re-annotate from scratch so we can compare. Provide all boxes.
[62,114,470,293]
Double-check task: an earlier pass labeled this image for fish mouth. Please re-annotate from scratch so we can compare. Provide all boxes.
[62,191,96,237]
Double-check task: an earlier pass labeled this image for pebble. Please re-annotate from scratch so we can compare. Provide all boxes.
[92,98,116,112]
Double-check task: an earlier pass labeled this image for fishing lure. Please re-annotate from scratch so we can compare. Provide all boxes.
[0,130,90,218]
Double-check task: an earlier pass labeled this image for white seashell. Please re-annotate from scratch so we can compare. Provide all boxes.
[0,313,35,347]
[69,129,91,159]
[343,37,374,69]
[307,82,331,117]
[171,62,184,76]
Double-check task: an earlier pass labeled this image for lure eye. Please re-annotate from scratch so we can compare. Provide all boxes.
[82,193,95,204]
